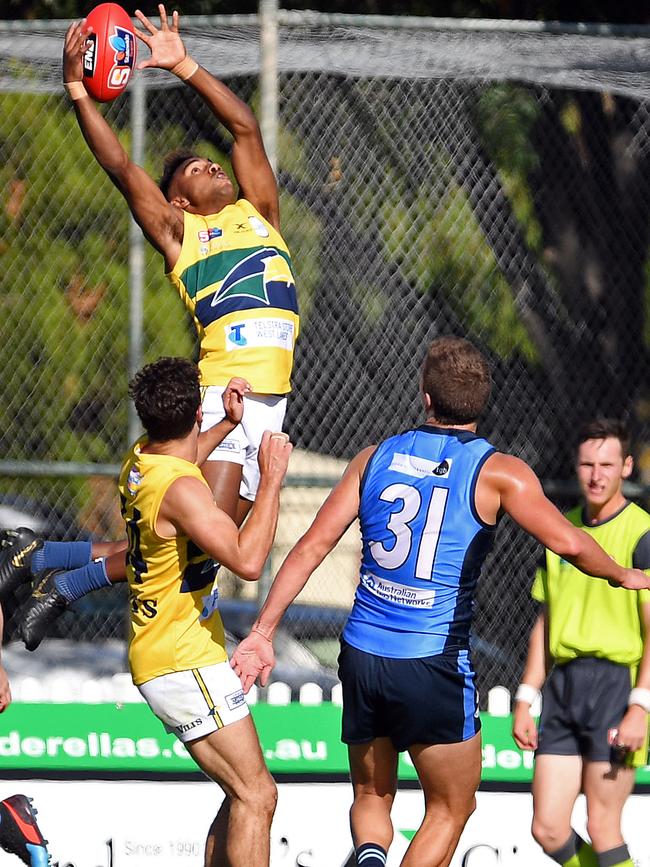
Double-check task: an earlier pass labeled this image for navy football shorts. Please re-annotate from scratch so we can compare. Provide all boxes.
[338,639,480,752]
[537,657,633,763]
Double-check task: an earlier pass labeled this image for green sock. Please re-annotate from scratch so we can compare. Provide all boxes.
[595,844,634,867]
[548,831,598,867]
[576,840,598,867]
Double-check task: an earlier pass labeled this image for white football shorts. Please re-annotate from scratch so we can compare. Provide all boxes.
[200,385,287,501]
[137,661,250,743]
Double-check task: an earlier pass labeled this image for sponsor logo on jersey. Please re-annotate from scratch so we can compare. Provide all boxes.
[127,466,142,496]
[198,227,223,243]
[107,27,136,89]
[199,588,219,621]
[225,318,295,352]
[389,453,453,479]
[210,247,294,308]
[249,215,270,237]
[361,572,436,608]
[225,689,246,710]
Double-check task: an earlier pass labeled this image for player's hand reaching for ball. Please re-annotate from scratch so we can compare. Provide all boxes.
[63,20,92,83]
[258,431,292,487]
[221,377,251,427]
[134,5,187,72]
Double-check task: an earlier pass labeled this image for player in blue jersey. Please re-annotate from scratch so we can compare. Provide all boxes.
[231,337,650,867]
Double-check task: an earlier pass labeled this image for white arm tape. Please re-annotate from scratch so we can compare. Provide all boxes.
[514,683,540,706]
[628,687,650,713]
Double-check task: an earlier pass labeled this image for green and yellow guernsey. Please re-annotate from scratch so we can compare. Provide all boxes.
[167,199,299,394]
[532,502,650,666]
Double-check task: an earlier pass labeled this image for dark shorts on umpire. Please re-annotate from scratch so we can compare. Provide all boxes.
[537,657,635,763]
[338,639,480,752]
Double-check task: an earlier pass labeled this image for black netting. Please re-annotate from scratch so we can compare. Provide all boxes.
[1,17,649,699]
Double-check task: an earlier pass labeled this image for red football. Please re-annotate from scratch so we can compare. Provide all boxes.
[83,3,137,102]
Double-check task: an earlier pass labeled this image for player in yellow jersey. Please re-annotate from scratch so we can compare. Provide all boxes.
[513,419,650,867]
[63,4,298,521]
[120,355,291,867]
[12,6,300,648]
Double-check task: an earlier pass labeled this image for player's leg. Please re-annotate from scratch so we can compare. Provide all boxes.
[531,755,589,864]
[531,661,597,866]
[202,461,245,521]
[138,662,274,867]
[348,738,398,864]
[574,658,639,866]
[338,642,396,867]
[401,732,481,867]
[582,761,635,865]
[20,547,128,651]
[0,527,126,596]
[204,797,231,867]
[237,393,287,507]
[187,716,277,867]
[199,385,248,520]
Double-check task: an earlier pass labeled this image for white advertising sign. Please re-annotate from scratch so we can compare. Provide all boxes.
[2,782,648,867]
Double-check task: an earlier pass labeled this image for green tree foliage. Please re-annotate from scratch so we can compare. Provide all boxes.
[0,90,194,515]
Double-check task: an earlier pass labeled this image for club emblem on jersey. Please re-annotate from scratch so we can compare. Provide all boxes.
[210,247,294,308]
[127,466,142,496]
[248,215,270,238]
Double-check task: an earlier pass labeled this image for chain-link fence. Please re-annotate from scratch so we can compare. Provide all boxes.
[1,14,650,698]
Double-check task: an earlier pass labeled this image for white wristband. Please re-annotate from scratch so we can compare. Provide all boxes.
[514,683,540,706]
[628,687,650,713]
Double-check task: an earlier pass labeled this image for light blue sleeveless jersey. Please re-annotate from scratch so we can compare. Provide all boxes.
[342,425,497,658]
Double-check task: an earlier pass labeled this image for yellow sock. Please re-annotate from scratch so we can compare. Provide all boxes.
[549,832,598,867]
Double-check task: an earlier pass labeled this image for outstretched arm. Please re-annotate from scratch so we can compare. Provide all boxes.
[136,6,279,229]
[482,454,650,590]
[230,446,376,692]
[63,19,182,268]
[159,430,292,580]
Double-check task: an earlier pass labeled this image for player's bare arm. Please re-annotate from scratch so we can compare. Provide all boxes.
[63,19,182,267]
[0,604,11,712]
[478,453,650,590]
[512,608,547,751]
[614,600,650,753]
[158,431,291,579]
[231,446,375,692]
[195,377,251,466]
[136,5,279,228]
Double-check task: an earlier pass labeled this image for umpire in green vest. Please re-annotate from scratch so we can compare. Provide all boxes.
[513,418,650,867]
